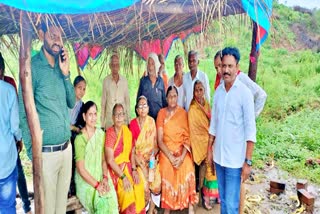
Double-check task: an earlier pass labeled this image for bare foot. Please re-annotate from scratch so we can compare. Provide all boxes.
[188,204,194,214]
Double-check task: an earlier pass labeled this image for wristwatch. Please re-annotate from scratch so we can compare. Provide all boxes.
[245,158,252,166]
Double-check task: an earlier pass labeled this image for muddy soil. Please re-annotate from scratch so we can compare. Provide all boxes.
[16,166,319,214]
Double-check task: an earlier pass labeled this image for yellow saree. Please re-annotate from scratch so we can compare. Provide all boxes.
[188,99,211,165]
[188,99,219,208]
[106,125,145,214]
[129,116,161,196]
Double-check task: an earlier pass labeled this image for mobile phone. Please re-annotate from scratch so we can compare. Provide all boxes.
[60,49,65,62]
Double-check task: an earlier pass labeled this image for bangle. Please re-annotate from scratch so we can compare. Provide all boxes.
[103,174,108,179]
[120,173,126,180]
[94,181,100,189]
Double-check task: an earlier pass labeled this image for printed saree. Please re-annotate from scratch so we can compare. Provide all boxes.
[129,116,161,195]
[156,107,198,210]
[188,99,219,208]
[74,129,118,214]
[106,125,145,214]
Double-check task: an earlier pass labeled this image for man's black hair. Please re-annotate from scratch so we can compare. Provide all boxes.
[221,47,241,64]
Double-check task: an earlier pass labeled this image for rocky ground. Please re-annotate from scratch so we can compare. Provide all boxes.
[16,165,319,214]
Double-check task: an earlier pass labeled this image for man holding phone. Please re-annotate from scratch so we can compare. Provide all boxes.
[18,21,75,214]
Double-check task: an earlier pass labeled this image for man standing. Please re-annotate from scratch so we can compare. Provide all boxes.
[207,47,256,214]
[101,54,130,129]
[213,50,267,118]
[183,50,210,111]
[0,75,21,214]
[1,52,32,214]
[18,22,75,214]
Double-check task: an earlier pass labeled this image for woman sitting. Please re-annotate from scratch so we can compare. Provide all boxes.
[105,103,145,214]
[74,101,118,214]
[129,96,161,214]
[156,86,198,214]
[188,80,219,210]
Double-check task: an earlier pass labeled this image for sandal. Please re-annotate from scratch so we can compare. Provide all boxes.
[201,190,213,210]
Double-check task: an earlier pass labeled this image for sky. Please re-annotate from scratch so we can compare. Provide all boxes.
[278,0,319,9]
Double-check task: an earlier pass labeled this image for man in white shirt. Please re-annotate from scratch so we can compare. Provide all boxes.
[207,47,256,214]
[213,50,267,118]
[101,54,130,129]
[183,50,210,111]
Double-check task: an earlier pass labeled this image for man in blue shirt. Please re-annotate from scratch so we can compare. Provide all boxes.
[0,78,22,213]
[208,47,256,214]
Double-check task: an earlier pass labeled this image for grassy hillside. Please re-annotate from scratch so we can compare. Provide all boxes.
[1,2,320,183]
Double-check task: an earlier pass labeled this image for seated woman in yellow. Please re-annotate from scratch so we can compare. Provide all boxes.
[129,95,161,214]
[105,103,145,214]
[188,80,219,210]
[156,86,198,214]
[74,101,118,214]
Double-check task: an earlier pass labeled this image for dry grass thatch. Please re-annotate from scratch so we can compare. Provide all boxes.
[0,0,244,47]
[0,0,248,72]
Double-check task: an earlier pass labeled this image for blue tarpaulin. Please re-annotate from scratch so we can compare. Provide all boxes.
[0,0,136,14]
[241,0,273,50]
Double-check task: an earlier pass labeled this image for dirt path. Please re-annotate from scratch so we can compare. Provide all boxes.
[16,166,319,213]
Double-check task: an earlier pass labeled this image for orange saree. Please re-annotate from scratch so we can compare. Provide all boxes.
[156,107,198,210]
[105,125,145,214]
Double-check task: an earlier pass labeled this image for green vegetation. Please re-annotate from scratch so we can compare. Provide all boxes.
[1,2,320,183]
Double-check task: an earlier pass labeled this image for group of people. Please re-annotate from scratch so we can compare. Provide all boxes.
[0,22,267,214]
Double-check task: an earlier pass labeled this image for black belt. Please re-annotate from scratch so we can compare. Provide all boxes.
[42,141,69,153]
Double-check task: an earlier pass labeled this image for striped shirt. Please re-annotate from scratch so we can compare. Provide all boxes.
[18,48,75,159]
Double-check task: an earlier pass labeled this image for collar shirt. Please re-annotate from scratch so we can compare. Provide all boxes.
[70,100,83,125]
[18,48,76,159]
[209,78,256,168]
[0,80,20,179]
[136,76,167,121]
[219,71,267,118]
[101,74,131,129]
[183,70,210,111]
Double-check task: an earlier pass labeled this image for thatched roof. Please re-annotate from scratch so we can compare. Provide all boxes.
[0,0,244,48]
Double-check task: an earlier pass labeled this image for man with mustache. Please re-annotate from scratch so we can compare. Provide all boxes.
[213,50,267,118]
[18,22,75,214]
[207,47,256,214]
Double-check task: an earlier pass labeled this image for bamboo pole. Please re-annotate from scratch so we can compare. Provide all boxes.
[248,21,258,82]
[239,182,246,214]
[19,11,45,214]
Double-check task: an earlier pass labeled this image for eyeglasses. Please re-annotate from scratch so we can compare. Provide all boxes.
[137,104,148,109]
[113,112,125,118]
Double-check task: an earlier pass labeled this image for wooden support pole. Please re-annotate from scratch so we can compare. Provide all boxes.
[19,11,45,214]
[248,21,258,82]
